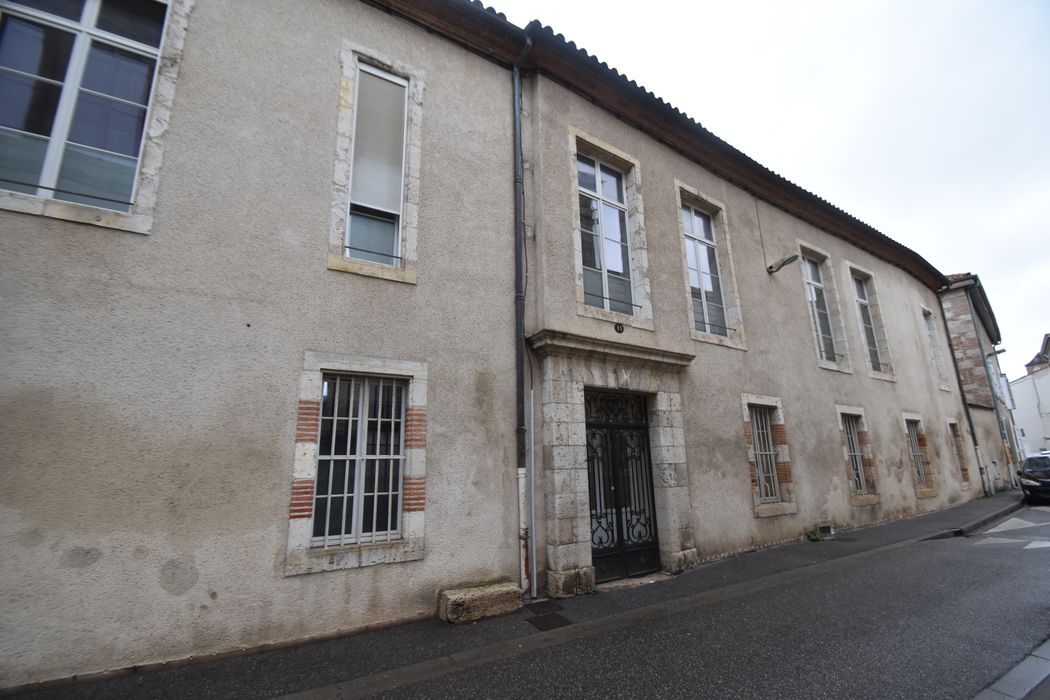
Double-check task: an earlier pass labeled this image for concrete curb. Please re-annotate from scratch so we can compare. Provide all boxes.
[926,496,1025,540]
[974,638,1050,699]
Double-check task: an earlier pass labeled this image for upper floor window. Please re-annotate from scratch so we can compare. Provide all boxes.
[851,271,891,374]
[577,153,633,315]
[801,253,843,364]
[0,0,169,212]
[346,64,407,267]
[922,307,949,388]
[681,204,726,337]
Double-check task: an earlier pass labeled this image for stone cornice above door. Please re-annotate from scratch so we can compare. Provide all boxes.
[527,330,694,372]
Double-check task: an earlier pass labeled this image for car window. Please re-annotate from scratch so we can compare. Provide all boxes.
[1023,457,1050,473]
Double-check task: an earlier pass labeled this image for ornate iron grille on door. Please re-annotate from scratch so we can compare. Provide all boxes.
[585,391,660,583]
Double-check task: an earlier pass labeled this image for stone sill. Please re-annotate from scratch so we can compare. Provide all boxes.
[0,190,151,234]
[576,301,654,331]
[916,487,937,500]
[327,253,417,284]
[868,369,897,383]
[817,358,854,375]
[689,327,747,352]
[851,493,880,507]
[754,501,798,518]
[284,536,424,576]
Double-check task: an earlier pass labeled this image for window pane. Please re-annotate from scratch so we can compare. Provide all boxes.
[692,296,706,330]
[578,193,598,233]
[804,258,821,283]
[685,238,698,272]
[693,209,713,241]
[350,69,406,214]
[327,496,344,536]
[67,91,146,156]
[347,210,397,265]
[0,128,48,193]
[53,143,135,210]
[81,42,155,105]
[0,16,74,81]
[700,244,718,276]
[576,154,596,191]
[583,268,603,308]
[688,268,700,290]
[97,0,167,47]
[703,273,723,305]
[603,238,627,275]
[601,203,627,244]
[708,303,727,336]
[680,206,693,237]
[580,230,599,270]
[0,72,62,135]
[599,164,622,203]
[8,0,84,20]
[311,498,326,537]
[607,273,633,315]
[854,276,867,300]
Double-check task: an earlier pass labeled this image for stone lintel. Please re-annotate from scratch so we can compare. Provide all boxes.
[528,329,694,373]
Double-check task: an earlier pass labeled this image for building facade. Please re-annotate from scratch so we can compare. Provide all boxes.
[0,0,999,689]
[1011,334,1050,457]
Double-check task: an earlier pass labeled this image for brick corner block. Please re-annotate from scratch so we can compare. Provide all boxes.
[296,400,321,444]
[405,407,427,448]
[403,476,426,512]
[289,478,315,520]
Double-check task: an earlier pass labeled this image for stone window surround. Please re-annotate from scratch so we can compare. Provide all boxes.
[834,404,879,506]
[741,393,798,518]
[0,0,194,235]
[326,41,425,285]
[674,180,747,351]
[797,240,853,374]
[843,260,895,382]
[528,330,696,597]
[568,128,654,331]
[946,418,972,490]
[284,351,427,576]
[901,411,937,500]
[921,305,953,392]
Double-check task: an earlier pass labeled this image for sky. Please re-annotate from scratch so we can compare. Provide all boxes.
[496,0,1050,380]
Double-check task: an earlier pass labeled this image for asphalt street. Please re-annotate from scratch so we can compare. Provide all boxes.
[17,491,1048,699]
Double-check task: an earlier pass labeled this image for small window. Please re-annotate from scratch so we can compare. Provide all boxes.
[843,414,867,494]
[852,272,890,373]
[682,204,727,336]
[949,421,969,483]
[923,308,948,386]
[0,0,169,212]
[802,255,838,362]
[313,374,406,547]
[577,153,633,315]
[749,404,780,503]
[345,65,408,267]
[905,419,927,487]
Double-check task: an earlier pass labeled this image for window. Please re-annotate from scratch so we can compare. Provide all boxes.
[802,255,838,362]
[923,308,948,387]
[851,271,891,374]
[843,414,867,494]
[312,374,406,547]
[906,419,927,487]
[682,203,726,336]
[345,64,407,267]
[749,405,780,503]
[0,0,169,212]
[949,421,970,484]
[577,153,633,315]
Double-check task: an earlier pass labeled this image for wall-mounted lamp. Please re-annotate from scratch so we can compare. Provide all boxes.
[767,253,799,274]
[986,348,1006,357]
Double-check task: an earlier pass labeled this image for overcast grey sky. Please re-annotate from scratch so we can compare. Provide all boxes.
[497,0,1049,379]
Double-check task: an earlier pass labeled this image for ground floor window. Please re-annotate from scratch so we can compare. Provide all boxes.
[906,419,927,487]
[749,404,780,503]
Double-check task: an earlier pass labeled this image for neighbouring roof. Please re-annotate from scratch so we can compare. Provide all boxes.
[365,0,949,290]
[1027,334,1050,367]
[944,272,1002,345]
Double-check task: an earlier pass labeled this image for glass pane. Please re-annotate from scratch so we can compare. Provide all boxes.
[693,209,713,241]
[703,273,723,305]
[319,419,332,456]
[347,211,397,265]
[708,303,727,336]
[9,0,84,20]
[854,276,867,300]
[67,91,146,156]
[361,495,375,534]
[364,459,376,493]
[0,16,74,80]
[315,462,330,496]
[685,239,698,272]
[53,143,135,211]
[311,498,326,537]
[376,494,390,533]
[692,296,706,330]
[327,496,344,536]
[603,238,627,275]
[0,128,47,193]
[583,268,603,308]
[805,258,821,283]
[602,203,626,244]
[331,460,347,496]
[607,273,633,315]
[0,72,62,135]
[576,154,596,191]
[333,419,348,455]
[700,244,719,276]
[350,69,406,213]
[335,377,350,417]
[82,42,155,105]
[688,268,700,289]
[321,377,333,415]
[680,206,693,237]
[578,193,598,232]
[580,230,600,270]
[97,0,167,48]
[599,164,622,203]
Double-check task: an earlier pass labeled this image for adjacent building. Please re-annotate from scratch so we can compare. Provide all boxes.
[1011,334,1050,457]
[0,0,1006,690]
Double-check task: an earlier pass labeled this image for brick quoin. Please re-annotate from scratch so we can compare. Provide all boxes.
[858,430,871,445]
[402,476,426,512]
[749,464,758,487]
[405,407,427,448]
[296,400,321,443]
[775,460,793,483]
[743,421,753,444]
[289,478,315,519]
[771,424,788,446]
[839,429,847,447]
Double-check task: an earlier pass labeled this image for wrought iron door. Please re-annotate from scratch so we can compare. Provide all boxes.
[585,391,660,583]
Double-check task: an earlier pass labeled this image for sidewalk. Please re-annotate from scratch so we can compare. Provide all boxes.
[16,490,1024,699]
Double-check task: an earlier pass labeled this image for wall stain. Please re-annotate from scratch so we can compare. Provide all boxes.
[60,546,102,568]
[159,557,198,596]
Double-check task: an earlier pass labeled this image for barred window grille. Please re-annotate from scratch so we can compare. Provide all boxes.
[750,405,780,503]
[312,374,406,547]
[843,414,867,494]
[906,420,927,486]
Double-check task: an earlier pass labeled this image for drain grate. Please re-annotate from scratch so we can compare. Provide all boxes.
[525,600,563,615]
[526,613,572,631]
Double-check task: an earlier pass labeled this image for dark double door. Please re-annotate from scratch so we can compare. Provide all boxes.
[585,391,660,583]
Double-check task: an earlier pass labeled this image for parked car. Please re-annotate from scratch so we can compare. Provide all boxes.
[1018,455,1050,504]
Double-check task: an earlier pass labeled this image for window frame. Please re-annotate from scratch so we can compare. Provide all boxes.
[846,263,894,379]
[902,412,936,498]
[749,404,780,503]
[947,419,971,488]
[741,393,796,517]
[576,151,633,315]
[327,41,424,285]
[0,0,189,234]
[797,242,851,373]
[922,306,951,391]
[835,405,879,505]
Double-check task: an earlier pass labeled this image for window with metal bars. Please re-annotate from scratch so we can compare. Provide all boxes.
[0,0,169,211]
[749,405,780,503]
[843,414,867,494]
[312,374,406,547]
[906,419,927,486]
[802,256,838,362]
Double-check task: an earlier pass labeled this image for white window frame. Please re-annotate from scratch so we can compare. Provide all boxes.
[905,419,927,486]
[922,306,951,391]
[577,152,633,315]
[798,242,850,372]
[675,181,746,350]
[568,128,654,331]
[902,411,935,497]
[0,0,190,234]
[327,41,424,285]
[749,404,781,503]
[285,352,427,576]
[847,263,894,379]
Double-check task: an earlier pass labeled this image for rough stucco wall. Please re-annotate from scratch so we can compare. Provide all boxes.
[0,0,519,688]
[526,75,976,566]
